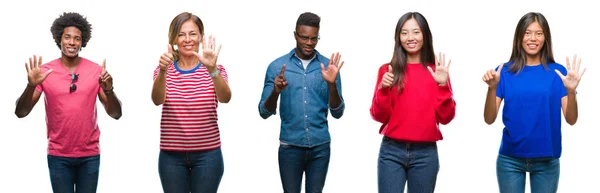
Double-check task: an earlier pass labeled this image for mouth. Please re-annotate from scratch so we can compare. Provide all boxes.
[526,43,538,49]
[66,47,78,53]
[406,42,417,49]
[182,44,194,50]
[303,47,314,53]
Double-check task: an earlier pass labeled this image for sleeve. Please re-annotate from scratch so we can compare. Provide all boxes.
[369,64,393,124]
[495,65,505,99]
[436,76,456,125]
[258,62,278,119]
[555,65,568,97]
[218,64,228,82]
[329,70,345,119]
[153,65,161,81]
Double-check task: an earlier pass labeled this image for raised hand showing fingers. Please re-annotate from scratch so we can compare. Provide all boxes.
[555,55,586,92]
[482,63,503,88]
[26,55,53,86]
[274,64,287,94]
[98,59,113,90]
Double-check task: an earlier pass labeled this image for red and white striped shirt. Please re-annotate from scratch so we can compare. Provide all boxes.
[153,62,228,151]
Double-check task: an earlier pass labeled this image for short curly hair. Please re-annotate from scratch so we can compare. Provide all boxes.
[50,12,92,49]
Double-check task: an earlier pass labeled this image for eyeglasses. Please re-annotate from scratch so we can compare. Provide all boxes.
[294,31,320,42]
[69,73,78,93]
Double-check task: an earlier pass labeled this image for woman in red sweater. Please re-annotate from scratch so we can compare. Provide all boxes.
[370,12,456,193]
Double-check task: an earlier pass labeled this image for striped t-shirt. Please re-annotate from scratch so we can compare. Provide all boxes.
[153,61,228,151]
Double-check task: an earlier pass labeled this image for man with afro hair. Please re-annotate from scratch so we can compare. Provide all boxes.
[15,12,122,193]
[258,12,346,193]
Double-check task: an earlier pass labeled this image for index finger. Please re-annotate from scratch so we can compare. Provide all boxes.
[279,64,286,76]
[102,59,106,70]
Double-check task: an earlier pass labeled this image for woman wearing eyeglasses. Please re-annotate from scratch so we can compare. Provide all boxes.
[369,12,456,193]
[14,12,122,193]
[151,12,231,193]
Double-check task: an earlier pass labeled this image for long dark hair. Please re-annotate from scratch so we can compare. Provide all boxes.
[508,12,554,73]
[390,12,435,89]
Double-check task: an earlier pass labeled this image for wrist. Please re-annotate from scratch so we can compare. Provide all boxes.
[104,86,114,94]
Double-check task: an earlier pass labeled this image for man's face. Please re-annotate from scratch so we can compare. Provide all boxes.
[60,26,82,58]
[294,25,319,60]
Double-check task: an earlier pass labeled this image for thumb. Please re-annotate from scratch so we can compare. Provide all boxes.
[554,69,566,79]
[192,52,202,60]
[388,64,393,72]
[427,66,435,75]
[168,44,173,54]
[42,69,54,78]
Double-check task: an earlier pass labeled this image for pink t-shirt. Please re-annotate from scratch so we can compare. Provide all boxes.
[35,58,103,157]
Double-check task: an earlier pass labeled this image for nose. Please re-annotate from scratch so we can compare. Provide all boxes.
[407,33,415,41]
[185,34,192,42]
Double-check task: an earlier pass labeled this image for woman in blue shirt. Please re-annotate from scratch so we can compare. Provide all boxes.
[482,12,586,193]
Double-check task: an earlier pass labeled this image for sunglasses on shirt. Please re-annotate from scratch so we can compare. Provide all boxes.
[70,73,78,93]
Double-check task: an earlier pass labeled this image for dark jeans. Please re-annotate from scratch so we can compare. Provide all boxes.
[378,136,439,193]
[278,142,331,193]
[158,148,224,193]
[47,154,100,193]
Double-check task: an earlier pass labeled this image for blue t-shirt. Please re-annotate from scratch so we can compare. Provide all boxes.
[496,62,568,158]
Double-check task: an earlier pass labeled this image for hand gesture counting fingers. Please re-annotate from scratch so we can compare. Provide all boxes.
[482,63,504,88]
[320,52,344,84]
[380,64,395,88]
[427,52,451,85]
[193,35,222,71]
[555,55,586,92]
[25,55,53,86]
[159,44,174,71]
[274,64,288,94]
[98,59,113,90]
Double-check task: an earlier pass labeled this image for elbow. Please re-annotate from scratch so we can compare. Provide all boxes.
[152,97,164,106]
[110,113,122,120]
[484,117,495,125]
[15,111,28,118]
[566,119,577,126]
[218,94,232,104]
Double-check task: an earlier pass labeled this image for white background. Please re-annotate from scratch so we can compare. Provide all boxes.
[0,0,598,192]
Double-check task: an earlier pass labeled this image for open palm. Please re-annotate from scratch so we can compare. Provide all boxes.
[321,52,344,84]
[428,52,451,85]
[555,55,586,92]
[26,55,53,86]
[194,35,221,70]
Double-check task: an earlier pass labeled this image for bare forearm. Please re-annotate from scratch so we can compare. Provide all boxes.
[483,87,498,124]
[328,83,341,108]
[15,85,36,118]
[212,75,231,103]
[565,91,578,125]
[152,71,167,105]
[104,92,122,120]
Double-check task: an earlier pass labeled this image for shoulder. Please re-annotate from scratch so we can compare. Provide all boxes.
[547,62,566,72]
[41,58,61,70]
[80,57,102,70]
[315,51,330,63]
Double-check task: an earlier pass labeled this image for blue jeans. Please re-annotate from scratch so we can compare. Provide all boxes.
[496,154,560,193]
[47,154,100,193]
[278,142,331,193]
[378,136,439,193]
[158,148,224,193]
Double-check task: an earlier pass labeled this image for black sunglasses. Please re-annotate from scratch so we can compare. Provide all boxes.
[70,73,78,93]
